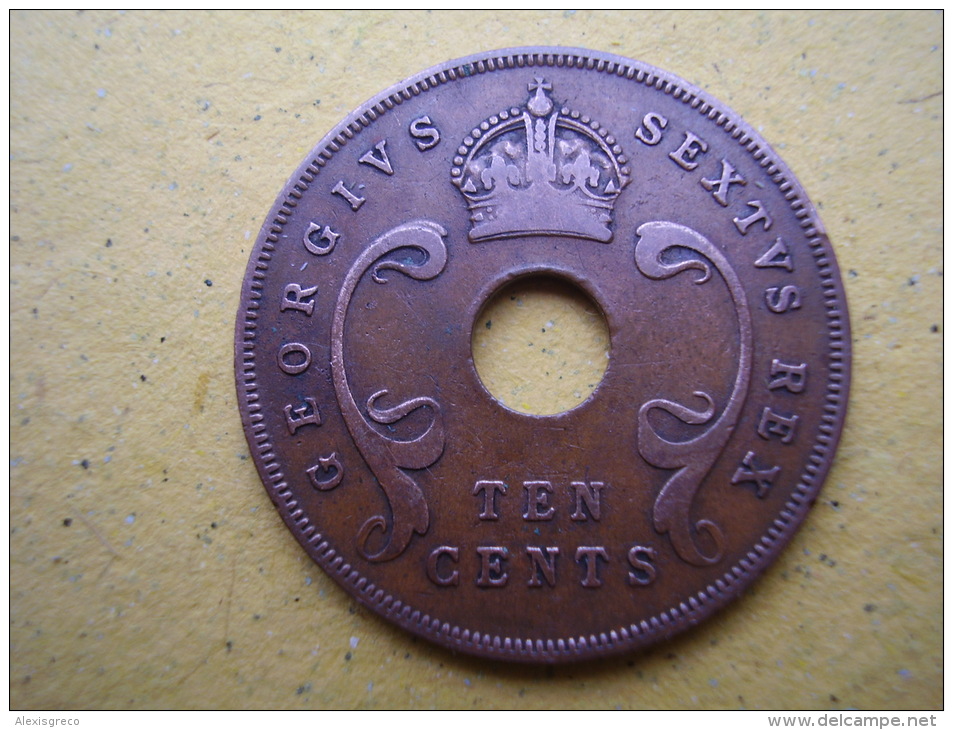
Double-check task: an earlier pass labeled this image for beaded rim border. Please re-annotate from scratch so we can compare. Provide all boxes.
[235,47,851,663]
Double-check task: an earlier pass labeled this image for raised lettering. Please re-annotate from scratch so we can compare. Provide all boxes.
[765,285,802,314]
[733,199,773,234]
[523,481,555,521]
[700,158,746,207]
[306,452,343,491]
[526,546,560,587]
[754,236,794,271]
[303,222,339,255]
[635,111,668,146]
[769,359,808,393]
[280,283,318,316]
[476,546,509,588]
[731,451,779,499]
[427,546,460,587]
[757,407,799,444]
[473,480,507,521]
[284,397,322,434]
[575,546,609,588]
[277,342,311,375]
[570,481,604,521]
[668,131,709,171]
[627,545,657,586]
[358,139,394,175]
[331,180,366,211]
[409,116,440,151]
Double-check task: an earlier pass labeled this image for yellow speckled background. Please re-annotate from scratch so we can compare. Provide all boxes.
[10,10,942,710]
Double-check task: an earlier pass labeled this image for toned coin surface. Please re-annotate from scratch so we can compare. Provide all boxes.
[235,47,850,663]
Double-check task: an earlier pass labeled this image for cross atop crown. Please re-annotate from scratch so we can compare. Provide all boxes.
[450,79,631,243]
[528,77,551,92]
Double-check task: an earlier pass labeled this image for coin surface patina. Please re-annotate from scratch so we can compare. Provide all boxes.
[235,48,850,663]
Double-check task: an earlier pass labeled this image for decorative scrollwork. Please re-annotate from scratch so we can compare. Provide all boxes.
[635,221,753,566]
[330,220,448,562]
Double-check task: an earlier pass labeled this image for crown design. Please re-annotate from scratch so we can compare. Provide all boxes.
[451,78,630,243]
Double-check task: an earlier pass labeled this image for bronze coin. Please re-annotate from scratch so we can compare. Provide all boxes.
[235,47,850,663]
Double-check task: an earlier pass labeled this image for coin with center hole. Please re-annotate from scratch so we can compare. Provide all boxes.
[235,47,850,663]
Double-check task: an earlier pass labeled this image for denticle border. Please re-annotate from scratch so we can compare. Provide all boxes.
[235,47,850,663]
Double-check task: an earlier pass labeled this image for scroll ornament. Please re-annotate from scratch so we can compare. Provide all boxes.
[635,221,753,566]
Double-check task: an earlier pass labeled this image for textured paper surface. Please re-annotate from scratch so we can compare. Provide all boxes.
[10,10,941,710]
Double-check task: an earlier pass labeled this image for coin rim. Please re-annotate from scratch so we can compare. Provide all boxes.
[234,46,852,663]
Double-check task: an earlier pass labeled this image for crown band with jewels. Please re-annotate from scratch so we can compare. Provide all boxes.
[451,78,630,243]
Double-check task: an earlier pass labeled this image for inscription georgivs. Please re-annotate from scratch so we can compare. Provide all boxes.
[271,80,814,586]
[238,47,850,663]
